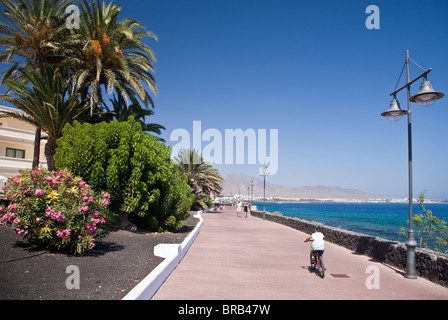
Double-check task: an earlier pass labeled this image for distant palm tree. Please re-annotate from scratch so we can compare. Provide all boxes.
[175,149,224,209]
[65,0,158,115]
[0,64,88,171]
[0,0,74,167]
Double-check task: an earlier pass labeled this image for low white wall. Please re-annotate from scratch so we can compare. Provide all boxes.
[122,211,204,300]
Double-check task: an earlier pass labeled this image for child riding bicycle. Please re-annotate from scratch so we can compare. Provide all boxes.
[304,225,325,265]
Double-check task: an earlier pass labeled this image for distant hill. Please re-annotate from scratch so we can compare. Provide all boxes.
[222,174,377,200]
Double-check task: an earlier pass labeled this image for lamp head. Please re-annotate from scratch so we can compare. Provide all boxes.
[410,79,444,107]
[381,98,408,122]
[259,166,270,176]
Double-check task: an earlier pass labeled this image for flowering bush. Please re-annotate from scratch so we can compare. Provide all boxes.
[55,117,194,232]
[0,168,116,255]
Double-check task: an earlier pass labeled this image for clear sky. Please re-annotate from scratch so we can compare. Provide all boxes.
[118,0,448,199]
[2,1,447,199]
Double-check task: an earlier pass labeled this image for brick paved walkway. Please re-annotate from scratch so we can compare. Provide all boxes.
[152,207,448,300]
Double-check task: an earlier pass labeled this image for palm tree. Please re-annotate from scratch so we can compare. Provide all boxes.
[104,94,165,141]
[0,0,160,167]
[174,149,224,209]
[0,64,88,171]
[65,0,158,115]
[0,0,73,167]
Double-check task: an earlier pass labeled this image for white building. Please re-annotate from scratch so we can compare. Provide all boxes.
[0,105,47,190]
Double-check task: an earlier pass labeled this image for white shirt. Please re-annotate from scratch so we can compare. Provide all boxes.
[311,232,325,251]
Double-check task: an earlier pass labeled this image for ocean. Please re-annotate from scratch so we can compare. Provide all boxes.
[251,202,448,245]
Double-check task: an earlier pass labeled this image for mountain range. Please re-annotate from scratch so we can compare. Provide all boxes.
[222,174,377,200]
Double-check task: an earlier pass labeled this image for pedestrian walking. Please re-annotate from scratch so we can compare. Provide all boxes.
[244,202,249,218]
[236,200,242,217]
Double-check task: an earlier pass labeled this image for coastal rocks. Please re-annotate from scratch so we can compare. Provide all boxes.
[251,210,448,288]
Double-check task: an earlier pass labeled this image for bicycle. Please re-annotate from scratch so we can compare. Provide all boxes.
[304,229,326,279]
[310,250,325,279]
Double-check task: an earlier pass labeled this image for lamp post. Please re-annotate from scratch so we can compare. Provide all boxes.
[250,178,254,200]
[260,165,270,220]
[381,50,444,279]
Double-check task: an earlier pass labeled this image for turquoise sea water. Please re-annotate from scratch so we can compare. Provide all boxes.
[252,202,448,244]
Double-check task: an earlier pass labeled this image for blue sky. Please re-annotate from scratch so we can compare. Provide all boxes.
[119,0,448,199]
[1,1,446,199]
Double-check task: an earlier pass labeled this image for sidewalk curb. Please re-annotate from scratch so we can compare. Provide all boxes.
[122,211,204,300]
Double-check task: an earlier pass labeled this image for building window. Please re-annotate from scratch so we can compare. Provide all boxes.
[6,148,25,159]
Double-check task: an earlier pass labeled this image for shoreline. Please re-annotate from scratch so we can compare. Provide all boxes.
[249,198,448,204]
[249,201,448,247]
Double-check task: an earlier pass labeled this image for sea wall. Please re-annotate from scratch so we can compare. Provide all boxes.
[251,210,448,287]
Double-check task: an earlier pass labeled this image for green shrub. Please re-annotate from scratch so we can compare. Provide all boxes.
[0,168,115,255]
[55,117,194,232]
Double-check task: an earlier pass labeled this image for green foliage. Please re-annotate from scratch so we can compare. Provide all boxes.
[102,94,166,141]
[68,0,158,111]
[0,168,115,255]
[55,117,193,232]
[399,191,448,253]
[0,64,89,170]
[174,149,224,210]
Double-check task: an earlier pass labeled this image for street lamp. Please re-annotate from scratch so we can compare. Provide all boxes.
[410,78,444,107]
[260,165,270,220]
[382,96,407,122]
[250,178,254,200]
[381,50,444,279]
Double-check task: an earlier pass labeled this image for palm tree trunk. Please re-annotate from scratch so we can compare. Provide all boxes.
[117,211,137,232]
[32,128,41,168]
[44,135,58,171]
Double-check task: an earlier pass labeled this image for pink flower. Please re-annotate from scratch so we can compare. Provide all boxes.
[36,218,40,222]
[7,204,17,212]
[102,193,110,207]
[79,206,89,214]
[86,223,97,235]
[35,189,45,197]
[56,229,71,239]
[83,196,94,205]
[1,212,15,223]
[45,208,65,222]
[13,218,20,225]
[15,227,28,235]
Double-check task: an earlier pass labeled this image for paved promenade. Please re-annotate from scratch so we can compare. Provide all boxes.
[152,207,448,300]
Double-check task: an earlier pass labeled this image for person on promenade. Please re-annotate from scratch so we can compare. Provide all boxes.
[244,202,249,218]
[304,225,325,266]
[236,200,242,217]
